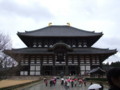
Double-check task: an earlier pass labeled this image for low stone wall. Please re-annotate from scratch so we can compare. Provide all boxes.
[0,76,45,89]
[7,76,42,80]
[0,76,53,89]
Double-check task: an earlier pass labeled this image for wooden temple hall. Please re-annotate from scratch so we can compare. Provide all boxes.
[5,24,117,76]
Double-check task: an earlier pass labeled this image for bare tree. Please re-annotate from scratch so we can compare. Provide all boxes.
[0,33,12,68]
[0,33,11,50]
[0,33,24,79]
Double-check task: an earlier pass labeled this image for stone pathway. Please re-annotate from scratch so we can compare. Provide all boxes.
[20,79,108,90]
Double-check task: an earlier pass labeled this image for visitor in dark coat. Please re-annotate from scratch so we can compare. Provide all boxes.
[99,83,104,90]
[71,80,74,87]
[50,80,53,87]
[107,67,120,90]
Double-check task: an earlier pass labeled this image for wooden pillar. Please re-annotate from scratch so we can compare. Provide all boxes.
[90,55,92,69]
[65,66,68,75]
[65,55,68,75]
[99,55,102,68]
[78,55,80,75]
[90,55,92,77]
[53,55,56,75]
[28,55,30,76]
[52,66,56,75]
[41,56,43,75]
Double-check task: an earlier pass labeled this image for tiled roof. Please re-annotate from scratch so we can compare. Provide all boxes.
[18,25,102,37]
[69,48,116,54]
[10,48,53,54]
[7,47,116,55]
[89,67,106,74]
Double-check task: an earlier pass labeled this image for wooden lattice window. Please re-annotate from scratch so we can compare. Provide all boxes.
[44,40,48,47]
[38,42,42,47]
[49,40,53,47]
[72,40,76,47]
[36,56,40,64]
[30,65,40,75]
[78,42,82,47]
[83,41,87,47]
[33,41,37,47]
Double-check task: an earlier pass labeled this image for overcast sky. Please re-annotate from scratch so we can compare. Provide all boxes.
[0,0,120,63]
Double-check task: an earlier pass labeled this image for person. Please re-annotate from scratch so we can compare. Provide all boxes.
[99,83,103,90]
[53,79,56,86]
[50,79,53,87]
[44,78,48,86]
[79,78,83,87]
[74,79,77,87]
[66,81,70,89]
[61,78,64,85]
[71,80,74,87]
[107,67,120,90]
[83,78,87,86]
[90,82,93,85]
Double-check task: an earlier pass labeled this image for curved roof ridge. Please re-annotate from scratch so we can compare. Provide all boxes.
[91,47,117,51]
[69,26,102,34]
[17,26,49,34]
[17,25,103,37]
[18,25,102,34]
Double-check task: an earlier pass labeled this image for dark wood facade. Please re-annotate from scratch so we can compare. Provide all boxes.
[5,25,117,76]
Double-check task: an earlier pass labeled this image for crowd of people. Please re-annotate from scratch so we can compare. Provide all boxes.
[61,77,86,88]
[43,67,120,90]
[44,76,87,89]
[44,77,57,87]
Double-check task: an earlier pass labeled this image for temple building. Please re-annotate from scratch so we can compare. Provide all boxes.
[5,24,117,76]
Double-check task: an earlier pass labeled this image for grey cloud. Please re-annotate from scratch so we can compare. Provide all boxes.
[70,0,120,22]
[0,0,53,21]
[94,37,120,53]
[94,36,120,63]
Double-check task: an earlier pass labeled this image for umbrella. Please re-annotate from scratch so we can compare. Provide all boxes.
[67,79,71,82]
[88,84,101,90]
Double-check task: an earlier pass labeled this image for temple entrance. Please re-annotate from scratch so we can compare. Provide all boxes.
[55,66,65,76]
[42,66,66,75]
[42,66,53,75]
[70,71,76,75]
[41,66,79,75]
[68,66,79,75]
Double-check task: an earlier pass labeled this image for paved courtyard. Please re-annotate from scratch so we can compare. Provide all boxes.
[20,79,108,90]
